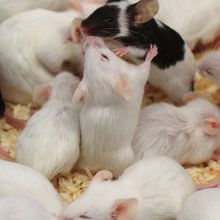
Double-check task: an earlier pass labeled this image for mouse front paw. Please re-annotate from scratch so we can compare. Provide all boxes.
[113,48,128,57]
[145,44,158,62]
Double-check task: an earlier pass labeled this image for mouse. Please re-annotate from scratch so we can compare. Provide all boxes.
[16,72,80,180]
[0,195,58,220]
[177,188,220,220]
[155,0,220,51]
[0,90,5,117]
[132,98,220,165]
[0,160,63,216]
[0,9,83,105]
[62,156,195,220]
[197,50,220,85]
[0,0,69,23]
[80,0,196,103]
[73,36,157,177]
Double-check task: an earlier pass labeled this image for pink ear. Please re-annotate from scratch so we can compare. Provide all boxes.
[113,74,131,100]
[93,170,113,182]
[33,84,52,104]
[72,81,88,103]
[203,116,220,136]
[70,18,83,43]
[112,198,138,220]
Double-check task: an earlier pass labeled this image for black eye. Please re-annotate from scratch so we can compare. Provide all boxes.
[101,53,109,61]
[79,215,92,219]
[104,18,114,22]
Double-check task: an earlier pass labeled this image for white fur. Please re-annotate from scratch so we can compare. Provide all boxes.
[0,160,63,215]
[132,98,220,164]
[16,72,80,180]
[156,0,220,49]
[112,1,130,38]
[76,37,153,176]
[0,9,81,105]
[0,195,57,220]
[177,188,220,220]
[0,0,68,23]
[148,45,196,103]
[63,156,196,220]
[197,50,220,85]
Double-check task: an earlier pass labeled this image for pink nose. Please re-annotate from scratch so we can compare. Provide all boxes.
[86,36,102,47]
[80,26,89,34]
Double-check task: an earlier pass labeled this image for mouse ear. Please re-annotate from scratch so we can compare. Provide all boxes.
[70,18,83,43]
[93,170,113,182]
[129,0,159,25]
[72,81,88,103]
[111,74,132,100]
[33,84,52,104]
[203,116,220,136]
[111,198,138,220]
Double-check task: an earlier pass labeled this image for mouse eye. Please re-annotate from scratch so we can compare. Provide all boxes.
[104,17,114,22]
[79,215,92,219]
[101,53,109,61]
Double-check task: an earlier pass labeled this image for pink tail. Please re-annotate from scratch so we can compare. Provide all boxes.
[145,44,158,63]
[196,178,220,191]
[0,146,14,161]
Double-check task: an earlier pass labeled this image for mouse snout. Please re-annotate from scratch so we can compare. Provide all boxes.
[86,36,102,48]
[80,25,89,34]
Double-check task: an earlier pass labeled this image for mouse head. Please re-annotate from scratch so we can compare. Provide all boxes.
[72,37,133,103]
[81,0,159,37]
[33,72,80,104]
[184,98,220,137]
[197,51,220,85]
[61,171,138,220]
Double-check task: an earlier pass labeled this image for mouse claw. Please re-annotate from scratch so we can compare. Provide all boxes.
[113,48,128,57]
[145,44,158,62]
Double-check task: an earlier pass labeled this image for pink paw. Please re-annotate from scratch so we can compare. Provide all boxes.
[146,44,158,62]
[113,48,128,57]
[0,146,14,161]
[212,151,220,161]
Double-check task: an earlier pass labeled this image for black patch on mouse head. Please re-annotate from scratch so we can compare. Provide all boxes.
[81,5,120,37]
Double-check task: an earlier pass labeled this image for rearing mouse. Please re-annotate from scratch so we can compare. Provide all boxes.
[73,36,157,177]
[80,0,196,103]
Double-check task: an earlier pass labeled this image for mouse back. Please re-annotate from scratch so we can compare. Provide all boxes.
[0,160,63,215]
[0,195,57,220]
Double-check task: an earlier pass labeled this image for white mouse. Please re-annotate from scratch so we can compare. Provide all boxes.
[62,156,195,220]
[132,98,220,164]
[16,72,80,180]
[0,9,82,105]
[0,195,58,220]
[0,0,70,23]
[197,50,220,85]
[156,0,220,50]
[177,188,220,220]
[73,36,158,177]
[0,160,63,215]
